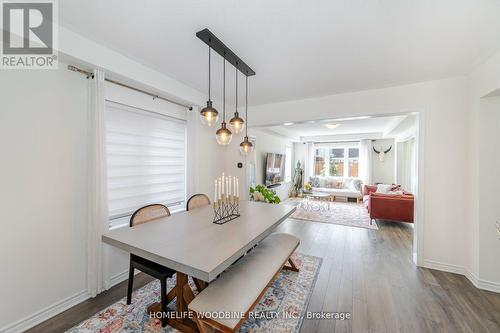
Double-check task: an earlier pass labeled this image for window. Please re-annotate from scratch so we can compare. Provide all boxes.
[314,148,327,176]
[285,145,292,182]
[106,101,186,228]
[313,145,359,178]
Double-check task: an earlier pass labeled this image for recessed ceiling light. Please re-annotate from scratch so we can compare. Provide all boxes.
[324,123,340,129]
[283,122,294,126]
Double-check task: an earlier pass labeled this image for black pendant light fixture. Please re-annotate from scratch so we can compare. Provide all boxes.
[215,55,233,145]
[196,29,255,146]
[200,47,219,127]
[229,64,244,134]
[240,74,254,155]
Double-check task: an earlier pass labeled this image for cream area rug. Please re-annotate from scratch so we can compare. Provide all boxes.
[285,198,378,230]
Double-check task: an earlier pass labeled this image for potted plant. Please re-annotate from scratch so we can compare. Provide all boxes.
[249,185,281,204]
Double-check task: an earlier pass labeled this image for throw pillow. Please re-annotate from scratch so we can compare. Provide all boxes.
[325,181,335,189]
[390,184,402,192]
[332,181,344,189]
[387,190,404,195]
[309,176,320,187]
[343,178,352,189]
[351,179,363,192]
[376,184,393,194]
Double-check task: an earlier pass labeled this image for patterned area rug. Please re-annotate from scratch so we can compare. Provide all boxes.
[67,253,322,333]
[285,198,378,230]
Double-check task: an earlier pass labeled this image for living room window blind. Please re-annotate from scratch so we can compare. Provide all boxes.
[106,101,186,228]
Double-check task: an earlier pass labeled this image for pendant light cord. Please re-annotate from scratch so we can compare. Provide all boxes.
[235,64,238,113]
[245,74,248,136]
[208,47,211,101]
[223,54,226,121]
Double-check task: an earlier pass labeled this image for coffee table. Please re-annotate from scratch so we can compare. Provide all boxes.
[301,192,332,211]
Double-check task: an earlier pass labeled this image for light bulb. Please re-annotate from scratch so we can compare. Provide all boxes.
[239,136,254,154]
[200,101,219,127]
[229,113,245,134]
[216,123,233,145]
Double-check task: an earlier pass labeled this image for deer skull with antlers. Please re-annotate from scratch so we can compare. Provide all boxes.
[373,145,392,162]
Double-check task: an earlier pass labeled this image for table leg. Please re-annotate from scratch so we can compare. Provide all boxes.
[146,272,199,332]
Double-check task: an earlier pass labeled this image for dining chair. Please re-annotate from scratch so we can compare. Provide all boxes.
[186,193,211,211]
[127,204,175,327]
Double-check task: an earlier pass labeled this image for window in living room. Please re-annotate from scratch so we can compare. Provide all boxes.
[314,148,327,176]
[314,145,359,178]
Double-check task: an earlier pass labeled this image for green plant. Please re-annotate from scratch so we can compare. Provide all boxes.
[249,185,281,204]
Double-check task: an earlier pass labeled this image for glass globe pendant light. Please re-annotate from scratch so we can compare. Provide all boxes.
[200,47,219,127]
[216,56,233,145]
[229,65,245,134]
[240,74,254,155]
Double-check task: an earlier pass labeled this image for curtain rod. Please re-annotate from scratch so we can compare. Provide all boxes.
[67,65,193,110]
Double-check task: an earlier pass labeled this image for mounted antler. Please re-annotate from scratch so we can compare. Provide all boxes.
[373,145,392,161]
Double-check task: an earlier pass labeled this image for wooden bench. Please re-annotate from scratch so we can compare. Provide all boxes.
[188,233,300,333]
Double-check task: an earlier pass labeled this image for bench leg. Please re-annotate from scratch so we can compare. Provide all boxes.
[193,318,218,333]
[282,258,299,272]
[193,278,207,292]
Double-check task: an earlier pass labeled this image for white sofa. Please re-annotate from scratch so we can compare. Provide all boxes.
[308,176,363,202]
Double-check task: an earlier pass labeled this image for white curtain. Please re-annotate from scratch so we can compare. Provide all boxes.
[87,69,110,297]
[358,139,373,185]
[304,142,314,182]
[396,138,416,193]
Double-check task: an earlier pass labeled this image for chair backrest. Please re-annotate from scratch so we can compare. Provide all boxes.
[186,194,211,211]
[130,204,170,227]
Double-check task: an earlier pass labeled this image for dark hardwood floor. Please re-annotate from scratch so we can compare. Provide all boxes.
[27,219,500,333]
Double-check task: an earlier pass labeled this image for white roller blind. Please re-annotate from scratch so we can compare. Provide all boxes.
[106,101,186,226]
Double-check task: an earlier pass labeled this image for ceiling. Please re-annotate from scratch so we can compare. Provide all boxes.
[60,0,500,106]
[264,115,409,140]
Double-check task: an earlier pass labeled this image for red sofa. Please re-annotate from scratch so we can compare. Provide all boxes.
[363,185,414,224]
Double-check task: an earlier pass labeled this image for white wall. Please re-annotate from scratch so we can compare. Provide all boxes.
[0,64,225,332]
[467,50,500,292]
[0,68,88,330]
[223,129,294,201]
[478,96,500,285]
[371,138,395,184]
[248,77,469,275]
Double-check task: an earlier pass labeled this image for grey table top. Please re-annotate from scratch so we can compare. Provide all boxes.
[102,201,296,282]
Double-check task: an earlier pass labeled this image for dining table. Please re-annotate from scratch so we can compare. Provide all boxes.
[102,200,296,332]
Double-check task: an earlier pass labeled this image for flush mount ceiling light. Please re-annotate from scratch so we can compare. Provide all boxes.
[216,55,233,145]
[200,47,219,127]
[324,123,341,129]
[240,74,254,155]
[196,28,256,146]
[229,65,244,134]
[283,122,294,126]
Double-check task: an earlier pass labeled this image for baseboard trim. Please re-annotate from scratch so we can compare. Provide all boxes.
[422,259,465,275]
[465,270,500,293]
[0,270,131,333]
[0,290,90,333]
[110,270,130,286]
[423,260,500,294]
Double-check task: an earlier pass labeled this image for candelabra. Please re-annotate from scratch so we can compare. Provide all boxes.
[213,173,240,224]
[213,195,240,224]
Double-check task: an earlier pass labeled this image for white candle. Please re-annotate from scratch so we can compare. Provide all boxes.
[214,180,217,203]
[218,178,222,200]
[236,178,239,198]
[221,173,225,195]
[234,176,236,196]
[226,176,229,196]
[229,176,232,196]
